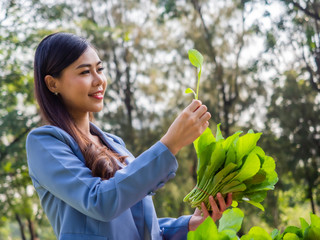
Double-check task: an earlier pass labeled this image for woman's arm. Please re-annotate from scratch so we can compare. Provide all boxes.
[26,126,178,222]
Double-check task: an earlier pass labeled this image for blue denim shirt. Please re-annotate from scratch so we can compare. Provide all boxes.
[26,123,191,239]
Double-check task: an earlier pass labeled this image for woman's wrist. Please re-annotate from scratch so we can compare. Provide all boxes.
[160,135,180,155]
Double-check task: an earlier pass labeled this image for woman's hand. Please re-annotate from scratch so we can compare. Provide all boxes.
[188,193,233,231]
[160,100,211,155]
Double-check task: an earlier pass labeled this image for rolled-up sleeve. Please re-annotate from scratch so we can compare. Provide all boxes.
[26,126,178,222]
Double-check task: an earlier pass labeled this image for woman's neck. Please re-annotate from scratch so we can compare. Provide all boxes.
[72,113,91,136]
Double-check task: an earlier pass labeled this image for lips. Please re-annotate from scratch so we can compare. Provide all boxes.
[89,90,104,100]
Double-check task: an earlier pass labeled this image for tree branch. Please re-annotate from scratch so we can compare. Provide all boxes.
[289,0,320,20]
[190,0,217,65]
[0,124,37,162]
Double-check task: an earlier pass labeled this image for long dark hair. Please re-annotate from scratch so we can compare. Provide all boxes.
[34,32,125,179]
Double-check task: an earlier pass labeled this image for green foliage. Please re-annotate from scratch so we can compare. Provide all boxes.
[0,0,319,238]
[188,208,320,240]
[184,124,278,211]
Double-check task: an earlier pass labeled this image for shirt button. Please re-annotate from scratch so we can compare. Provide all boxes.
[148,191,156,196]
[157,182,165,189]
[167,172,176,180]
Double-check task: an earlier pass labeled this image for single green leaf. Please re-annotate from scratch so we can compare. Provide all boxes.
[300,217,309,234]
[221,181,246,195]
[233,153,261,182]
[248,129,254,133]
[303,226,320,240]
[283,233,300,240]
[218,208,244,233]
[216,123,224,142]
[187,231,196,240]
[223,131,242,150]
[246,171,278,193]
[310,213,320,228]
[187,216,218,240]
[250,146,266,159]
[185,88,196,98]
[271,229,280,240]
[261,156,276,175]
[225,144,237,167]
[243,200,265,211]
[236,132,262,161]
[240,226,272,240]
[194,127,216,155]
[244,170,267,186]
[188,49,203,68]
[218,229,238,240]
[281,226,303,238]
[197,142,215,183]
[243,191,267,203]
[205,142,226,177]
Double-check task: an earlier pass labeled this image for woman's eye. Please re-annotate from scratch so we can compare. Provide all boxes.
[97,67,104,72]
[80,70,90,75]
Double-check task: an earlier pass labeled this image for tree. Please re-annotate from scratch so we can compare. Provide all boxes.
[0,0,60,238]
[278,0,320,92]
[266,70,320,214]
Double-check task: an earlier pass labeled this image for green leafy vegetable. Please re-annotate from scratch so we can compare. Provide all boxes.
[187,209,320,240]
[187,207,243,240]
[184,124,278,211]
[185,49,203,100]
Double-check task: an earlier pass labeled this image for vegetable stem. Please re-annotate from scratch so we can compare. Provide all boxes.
[195,67,201,100]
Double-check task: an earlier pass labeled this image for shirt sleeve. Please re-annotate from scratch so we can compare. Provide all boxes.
[158,216,192,240]
[26,126,178,222]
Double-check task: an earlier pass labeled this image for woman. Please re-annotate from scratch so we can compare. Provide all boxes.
[26,32,232,240]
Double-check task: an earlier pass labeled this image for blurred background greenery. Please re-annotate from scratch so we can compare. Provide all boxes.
[0,0,319,239]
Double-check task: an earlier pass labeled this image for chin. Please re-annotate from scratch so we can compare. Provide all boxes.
[92,106,104,113]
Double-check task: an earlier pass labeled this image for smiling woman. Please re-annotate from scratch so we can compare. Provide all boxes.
[26,32,232,240]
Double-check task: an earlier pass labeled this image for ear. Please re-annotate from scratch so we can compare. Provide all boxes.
[44,75,59,94]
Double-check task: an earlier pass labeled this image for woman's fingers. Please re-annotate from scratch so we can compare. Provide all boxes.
[194,105,208,117]
[216,193,227,212]
[193,207,202,216]
[201,202,210,218]
[200,111,211,123]
[226,193,233,207]
[209,196,219,212]
[209,195,222,221]
[188,99,202,112]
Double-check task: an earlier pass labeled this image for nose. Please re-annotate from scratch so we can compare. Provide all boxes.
[93,72,106,87]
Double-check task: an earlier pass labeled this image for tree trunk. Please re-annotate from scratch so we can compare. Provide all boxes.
[15,213,26,240]
[308,184,316,214]
[27,217,38,240]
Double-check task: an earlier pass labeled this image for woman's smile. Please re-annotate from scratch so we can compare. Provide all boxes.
[89,90,104,100]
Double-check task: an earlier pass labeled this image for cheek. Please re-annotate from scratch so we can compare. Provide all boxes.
[61,78,89,99]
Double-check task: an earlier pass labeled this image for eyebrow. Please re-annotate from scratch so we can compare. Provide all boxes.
[76,61,102,69]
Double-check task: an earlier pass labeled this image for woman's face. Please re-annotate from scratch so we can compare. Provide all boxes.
[54,47,107,119]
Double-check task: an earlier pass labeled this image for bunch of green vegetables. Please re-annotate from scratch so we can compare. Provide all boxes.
[187,207,320,240]
[184,49,278,211]
[183,125,278,211]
